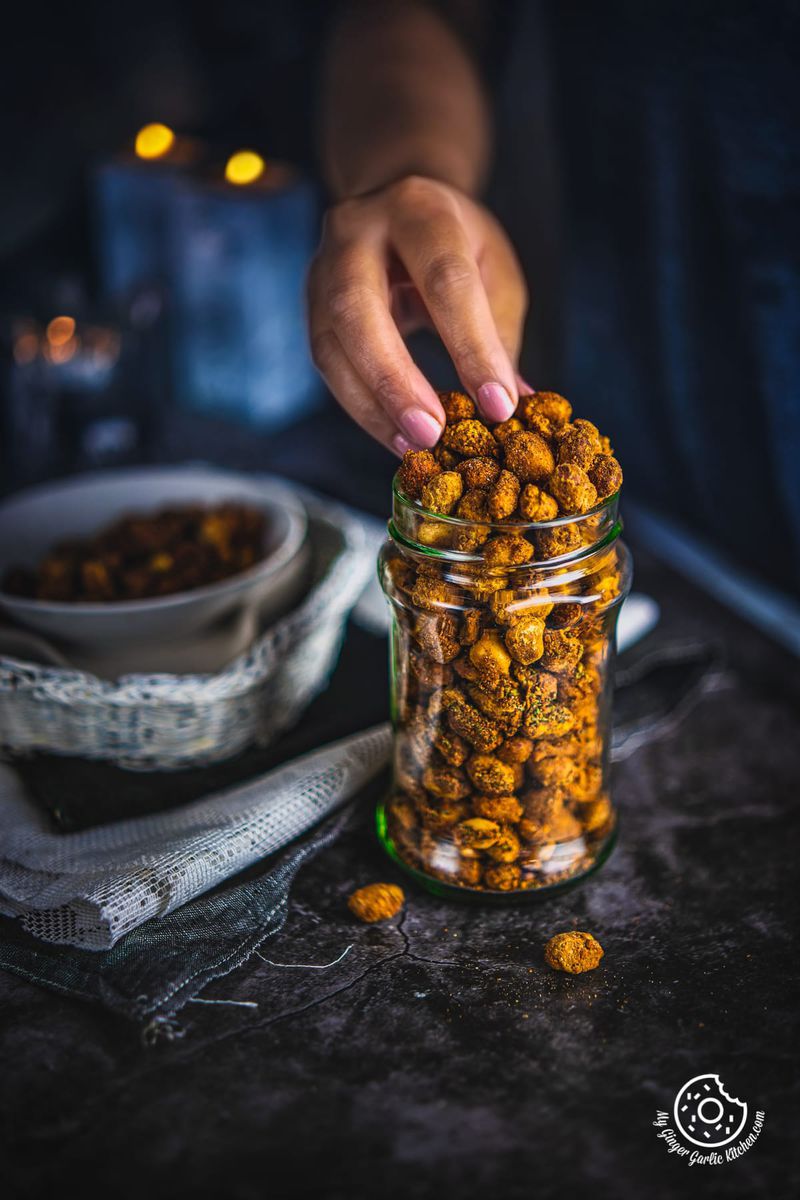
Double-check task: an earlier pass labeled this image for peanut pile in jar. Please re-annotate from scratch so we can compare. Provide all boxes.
[381,390,626,894]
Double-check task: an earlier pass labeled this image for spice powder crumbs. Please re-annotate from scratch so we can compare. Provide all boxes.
[543,930,604,974]
[347,883,405,923]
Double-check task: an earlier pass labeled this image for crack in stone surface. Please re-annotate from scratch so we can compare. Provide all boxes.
[176,911,498,1052]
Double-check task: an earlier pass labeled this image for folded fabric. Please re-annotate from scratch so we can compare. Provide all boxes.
[0,723,392,950]
[0,804,362,1031]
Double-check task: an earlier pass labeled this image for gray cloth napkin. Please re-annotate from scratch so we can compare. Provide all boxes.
[0,800,367,1037]
[0,724,391,950]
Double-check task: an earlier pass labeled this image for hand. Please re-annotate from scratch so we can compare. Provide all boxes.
[307,175,529,454]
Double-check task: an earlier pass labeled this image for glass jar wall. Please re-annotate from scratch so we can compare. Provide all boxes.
[377,479,632,899]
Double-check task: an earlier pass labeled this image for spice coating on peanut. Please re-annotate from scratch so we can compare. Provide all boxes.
[398,450,440,500]
[442,419,499,458]
[487,469,521,520]
[470,630,512,677]
[548,463,598,515]
[457,456,501,490]
[518,484,559,522]
[438,390,475,422]
[484,862,523,891]
[557,419,602,469]
[492,417,525,445]
[504,431,555,483]
[543,930,604,973]
[518,392,572,431]
[348,883,405,923]
[458,817,501,849]
[473,794,524,823]
[504,615,546,665]
[422,766,470,801]
[588,454,623,500]
[467,753,517,796]
[483,535,533,568]
[420,472,463,515]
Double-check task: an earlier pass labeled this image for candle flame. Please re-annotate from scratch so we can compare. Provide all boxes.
[135,123,176,160]
[225,150,265,186]
[46,315,76,346]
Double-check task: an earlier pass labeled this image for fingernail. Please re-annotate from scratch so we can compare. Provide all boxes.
[399,408,442,448]
[477,382,515,423]
[391,433,414,457]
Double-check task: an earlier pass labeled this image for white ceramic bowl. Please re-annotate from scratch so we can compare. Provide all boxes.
[0,466,308,652]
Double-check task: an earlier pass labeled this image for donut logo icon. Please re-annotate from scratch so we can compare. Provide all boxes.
[673,1074,748,1148]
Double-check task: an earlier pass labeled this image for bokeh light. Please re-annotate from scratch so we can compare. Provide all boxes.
[135,123,176,160]
[46,315,76,346]
[224,150,265,186]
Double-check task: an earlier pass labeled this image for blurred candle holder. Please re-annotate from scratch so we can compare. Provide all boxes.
[93,131,322,434]
[93,124,204,300]
[168,151,321,431]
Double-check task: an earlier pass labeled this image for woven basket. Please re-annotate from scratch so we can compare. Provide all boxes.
[0,492,374,771]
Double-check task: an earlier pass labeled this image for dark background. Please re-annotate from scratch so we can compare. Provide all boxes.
[1,1,798,591]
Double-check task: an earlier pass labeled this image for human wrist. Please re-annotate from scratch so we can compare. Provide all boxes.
[330,140,484,201]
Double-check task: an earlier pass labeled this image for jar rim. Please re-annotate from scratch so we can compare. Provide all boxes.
[392,472,620,532]
[390,474,624,571]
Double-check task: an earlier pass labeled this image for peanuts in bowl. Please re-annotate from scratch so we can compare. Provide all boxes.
[2,502,268,603]
[0,466,308,654]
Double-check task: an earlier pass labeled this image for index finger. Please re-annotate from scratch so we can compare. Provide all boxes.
[389,201,518,422]
[322,240,445,447]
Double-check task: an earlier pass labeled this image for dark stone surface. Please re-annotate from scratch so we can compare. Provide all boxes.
[1,545,798,1200]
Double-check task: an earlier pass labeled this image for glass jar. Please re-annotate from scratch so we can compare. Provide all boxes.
[377,478,632,899]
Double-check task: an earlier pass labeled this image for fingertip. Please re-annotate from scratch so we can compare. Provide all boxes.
[414,378,446,430]
[391,433,414,457]
[477,381,516,423]
[398,408,443,449]
[430,392,447,427]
